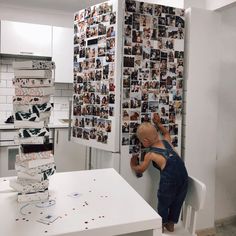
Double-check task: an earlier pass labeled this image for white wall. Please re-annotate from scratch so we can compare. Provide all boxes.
[215,4,236,221]
[0,4,73,27]
[206,0,236,10]
[184,0,236,10]
[184,8,220,229]
[184,0,207,9]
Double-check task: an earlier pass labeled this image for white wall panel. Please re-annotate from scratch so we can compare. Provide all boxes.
[215,4,236,221]
[184,7,220,229]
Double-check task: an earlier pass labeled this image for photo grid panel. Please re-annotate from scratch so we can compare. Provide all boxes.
[73,1,116,145]
[122,0,185,159]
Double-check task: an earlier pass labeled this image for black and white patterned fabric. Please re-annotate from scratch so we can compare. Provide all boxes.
[32,103,53,115]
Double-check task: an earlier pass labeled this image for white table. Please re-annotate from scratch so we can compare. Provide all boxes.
[0,168,162,236]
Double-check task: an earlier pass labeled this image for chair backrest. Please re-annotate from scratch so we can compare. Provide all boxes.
[185,176,206,210]
[183,176,206,235]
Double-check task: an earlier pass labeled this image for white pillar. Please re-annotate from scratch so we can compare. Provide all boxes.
[184,7,220,230]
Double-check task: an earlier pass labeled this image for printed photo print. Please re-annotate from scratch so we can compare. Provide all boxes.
[122,0,184,152]
[73,1,117,147]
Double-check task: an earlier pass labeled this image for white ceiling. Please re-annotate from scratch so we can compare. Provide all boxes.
[0,0,106,12]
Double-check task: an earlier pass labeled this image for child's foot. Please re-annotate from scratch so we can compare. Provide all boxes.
[164,222,174,232]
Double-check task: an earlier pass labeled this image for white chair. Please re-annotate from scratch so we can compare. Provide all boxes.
[163,176,206,236]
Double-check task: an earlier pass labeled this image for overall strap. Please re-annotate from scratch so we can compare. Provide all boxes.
[162,140,178,156]
[148,146,170,160]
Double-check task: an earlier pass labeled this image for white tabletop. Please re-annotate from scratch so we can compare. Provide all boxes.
[0,168,162,236]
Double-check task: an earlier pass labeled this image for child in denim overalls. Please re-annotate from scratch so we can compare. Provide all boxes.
[130,113,188,232]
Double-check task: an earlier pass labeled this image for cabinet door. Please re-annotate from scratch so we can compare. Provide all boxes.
[54,128,86,172]
[52,27,73,83]
[0,20,52,57]
[0,146,18,177]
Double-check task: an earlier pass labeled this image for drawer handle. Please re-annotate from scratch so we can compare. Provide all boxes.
[20,52,34,55]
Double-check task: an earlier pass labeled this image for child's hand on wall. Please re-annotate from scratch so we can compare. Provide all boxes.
[130,154,138,168]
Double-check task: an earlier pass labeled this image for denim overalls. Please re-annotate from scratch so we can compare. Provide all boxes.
[149,140,188,224]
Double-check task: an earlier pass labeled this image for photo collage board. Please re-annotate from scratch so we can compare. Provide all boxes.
[73,1,117,147]
[122,0,185,159]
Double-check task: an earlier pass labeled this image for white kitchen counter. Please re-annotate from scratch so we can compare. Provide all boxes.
[48,119,69,129]
[0,168,162,236]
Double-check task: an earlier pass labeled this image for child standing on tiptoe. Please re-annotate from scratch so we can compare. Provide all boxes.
[130,113,188,232]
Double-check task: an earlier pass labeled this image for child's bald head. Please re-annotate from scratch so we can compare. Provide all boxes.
[136,122,159,147]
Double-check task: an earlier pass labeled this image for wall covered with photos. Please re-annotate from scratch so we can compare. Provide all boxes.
[72,1,119,152]
[72,0,184,156]
[121,0,185,159]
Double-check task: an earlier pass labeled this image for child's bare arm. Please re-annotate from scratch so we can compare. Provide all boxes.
[130,153,151,174]
[152,113,171,142]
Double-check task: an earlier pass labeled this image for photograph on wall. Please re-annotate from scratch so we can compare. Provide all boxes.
[122,0,185,155]
[73,1,116,148]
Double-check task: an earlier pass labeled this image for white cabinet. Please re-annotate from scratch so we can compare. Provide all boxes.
[54,128,87,172]
[52,27,73,83]
[0,20,52,57]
